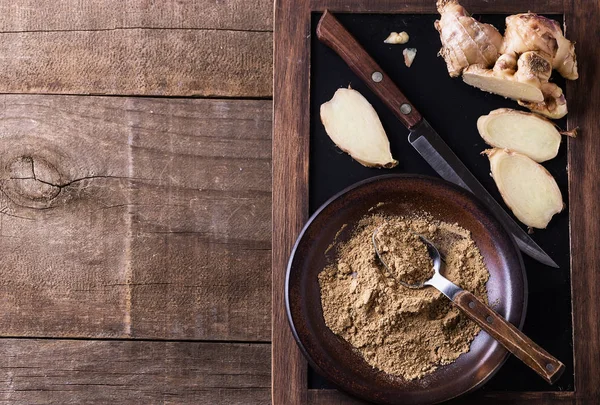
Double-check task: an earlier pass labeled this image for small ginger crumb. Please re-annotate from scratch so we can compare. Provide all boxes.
[403,48,417,67]
[384,31,409,44]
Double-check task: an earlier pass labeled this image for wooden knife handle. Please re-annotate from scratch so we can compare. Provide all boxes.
[316,10,423,130]
[454,290,565,384]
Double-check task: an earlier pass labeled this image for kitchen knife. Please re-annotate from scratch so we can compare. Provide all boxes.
[316,10,558,268]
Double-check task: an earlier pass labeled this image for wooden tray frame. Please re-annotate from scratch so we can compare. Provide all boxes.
[272,1,599,404]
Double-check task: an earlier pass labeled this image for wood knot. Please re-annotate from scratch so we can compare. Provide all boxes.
[2,155,63,208]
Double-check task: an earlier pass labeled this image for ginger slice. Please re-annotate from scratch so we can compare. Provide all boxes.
[434,0,503,77]
[477,109,565,162]
[518,82,568,119]
[462,65,544,102]
[462,51,552,103]
[320,88,398,168]
[484,148,563,229]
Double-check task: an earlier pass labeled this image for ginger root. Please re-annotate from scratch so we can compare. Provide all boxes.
[484,148,563,229]
[503,14,578,80]
[435,1,578,118]
[477,109,570,162]
[434,0,503,77]
[320,88,398,168]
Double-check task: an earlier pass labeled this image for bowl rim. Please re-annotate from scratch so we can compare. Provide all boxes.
[285,173,528,405]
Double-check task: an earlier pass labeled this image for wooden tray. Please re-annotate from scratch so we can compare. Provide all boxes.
[273,1,599,404]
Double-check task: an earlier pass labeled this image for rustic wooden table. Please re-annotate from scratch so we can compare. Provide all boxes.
[0,1,272,403]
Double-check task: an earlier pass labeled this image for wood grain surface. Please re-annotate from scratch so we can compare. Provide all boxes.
[0,0,273,31]
[272,0,311,403]
[0,339,270,404]
[0,0,273,97]
[0,29,271,97]
[565,0,600,404]
[0,95,271,341]
[308,389,576,405]
[309,0,564,13]
[0,0,277,403]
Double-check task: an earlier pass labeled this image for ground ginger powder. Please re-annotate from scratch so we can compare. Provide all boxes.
[318,213,489,381]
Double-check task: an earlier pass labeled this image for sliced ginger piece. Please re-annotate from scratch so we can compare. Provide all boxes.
[477,109,570,162]
[484,148,563,229]
[462,51,551,103]
[518,82,568,119]
[462,65,544,102]
[320,88,398,168]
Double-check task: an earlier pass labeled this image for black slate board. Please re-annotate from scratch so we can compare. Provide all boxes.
[308,12,573,392]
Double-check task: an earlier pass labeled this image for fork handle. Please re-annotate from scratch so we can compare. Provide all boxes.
[453,291,564,384]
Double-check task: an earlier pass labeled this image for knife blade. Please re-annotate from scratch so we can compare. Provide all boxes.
[316,10,558,267]
[408,120,558,268]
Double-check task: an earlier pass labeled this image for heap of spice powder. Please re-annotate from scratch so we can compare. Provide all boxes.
[318,213,489,380]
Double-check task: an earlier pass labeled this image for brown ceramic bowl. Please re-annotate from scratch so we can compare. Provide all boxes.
[286,174,526,405]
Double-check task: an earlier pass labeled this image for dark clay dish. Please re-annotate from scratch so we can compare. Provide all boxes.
[286,174,527,405]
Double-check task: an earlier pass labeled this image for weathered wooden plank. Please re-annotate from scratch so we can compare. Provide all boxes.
[0,339,270,405]
[308,390,365,405]
[309,0,564,13]
[0,0,273,32]
[272,0,311,403]
[308,390,575,405]
[565,0,600,404]
[0,29,272,97]
[0,95,272,341]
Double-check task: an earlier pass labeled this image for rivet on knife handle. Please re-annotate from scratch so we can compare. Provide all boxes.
[316,10,423,130]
